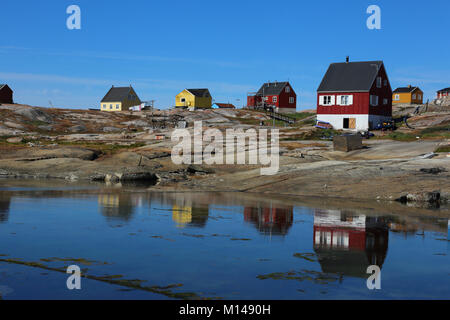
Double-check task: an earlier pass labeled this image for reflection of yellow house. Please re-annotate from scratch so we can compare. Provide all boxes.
[99,194,120,207]
[172,205,192,228]
[392,85,423,104]
[100,85,142,112]
[175,89,212,109]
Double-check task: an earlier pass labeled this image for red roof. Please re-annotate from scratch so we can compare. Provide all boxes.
[215,103,235,109]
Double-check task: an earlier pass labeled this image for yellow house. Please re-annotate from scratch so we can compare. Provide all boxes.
[393,85,423,104]
[100,85,142,111]
[175,89,212,109]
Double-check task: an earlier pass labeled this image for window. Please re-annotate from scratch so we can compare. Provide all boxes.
[370,95,379,106]
[418,94,422,99]
[384,79,387,86]
[285,86,290,93]
[320,95,334,106]
[412,94,416,100]
[116,104,120,109]
[383,98,388,105]
[377,77,382,88]
[180,98,186,103]
[272,96,278,103]
[338,95,353,106]
[102,104,106,109]
[110,104,113,110]
[394,94,400,101]
[289,97,295,104]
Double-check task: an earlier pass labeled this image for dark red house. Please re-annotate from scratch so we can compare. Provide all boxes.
[0,84,13,104]
[437,87,450,99]
[247,81,297,114]
[316,59,392,131]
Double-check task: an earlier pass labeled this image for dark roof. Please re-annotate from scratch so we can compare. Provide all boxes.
[257,82,289,96]
[186,89,211,97]
[317,61,384,93]
[101,86,137,102]
[214,103,235,108]
[437,87,450,93]
[393,86,420,93]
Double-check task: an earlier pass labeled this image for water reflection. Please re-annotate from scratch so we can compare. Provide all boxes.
[0,195,11,223]
[98,193,140,221]
[244,206,293,236]
[313,209,389,278]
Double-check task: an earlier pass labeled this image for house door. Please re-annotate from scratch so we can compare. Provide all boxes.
[349,118,356,129]
[343,118,349,129]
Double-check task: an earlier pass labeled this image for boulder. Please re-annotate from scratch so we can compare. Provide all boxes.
[14,107,52,123]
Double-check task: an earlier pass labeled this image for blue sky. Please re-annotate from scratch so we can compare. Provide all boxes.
[0,0,449,110]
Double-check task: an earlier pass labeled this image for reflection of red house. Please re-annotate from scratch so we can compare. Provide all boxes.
[244,206,293,236]
[313,209,389,278]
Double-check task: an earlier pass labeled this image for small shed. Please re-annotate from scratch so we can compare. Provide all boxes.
[333,134,363,152]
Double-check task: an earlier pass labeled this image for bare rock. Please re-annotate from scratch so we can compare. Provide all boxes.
[14,107,52,123]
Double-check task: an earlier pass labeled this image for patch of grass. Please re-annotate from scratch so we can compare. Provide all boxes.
[381,132,417,141]
[435,145,450,153]
[282,128,341,141]
[55,141,146,155]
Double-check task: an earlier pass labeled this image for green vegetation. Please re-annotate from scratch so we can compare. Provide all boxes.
[435,145,450,153]
[381,124,450,141]
[282,128,341,141]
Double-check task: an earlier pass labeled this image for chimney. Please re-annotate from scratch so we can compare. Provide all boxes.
[346,56,349,63]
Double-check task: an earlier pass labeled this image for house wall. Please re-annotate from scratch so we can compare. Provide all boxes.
[176,90,195,108]
[176,90,212,109]
[316,114,369,131]
[278,84,297,110]
[101,101,122,111]
[437,91,449,98]
[368,65,392,117]
[194,96,213,109]
[0,86,13,104]
[121,87,141,111]
[317,92,369,115]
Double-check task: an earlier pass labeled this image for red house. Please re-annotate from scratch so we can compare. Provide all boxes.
[247,81,297,114]
[437,87,450,99]
[0,84,13,104]
[316,59,392,131]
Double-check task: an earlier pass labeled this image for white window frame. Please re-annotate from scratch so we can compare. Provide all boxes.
[285,86,290,93]
[394,94,400,101]
[377,77,382,88]
[289,97,294,104]
[337,95,353,106]
[383,98,388,105]
[272,96,278,103]
[320,95,334,106]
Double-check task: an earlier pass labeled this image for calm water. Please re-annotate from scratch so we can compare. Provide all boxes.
[0,179,449,300]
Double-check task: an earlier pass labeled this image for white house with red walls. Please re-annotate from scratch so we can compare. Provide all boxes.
[316,59,392,131]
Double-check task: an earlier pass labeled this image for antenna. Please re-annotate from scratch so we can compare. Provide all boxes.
[48,100,54,108]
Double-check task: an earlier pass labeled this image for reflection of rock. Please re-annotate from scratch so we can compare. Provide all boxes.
[313,209,389,278]
[98,194,136,221]
[244,206,293,236]
[0,195,11,223]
